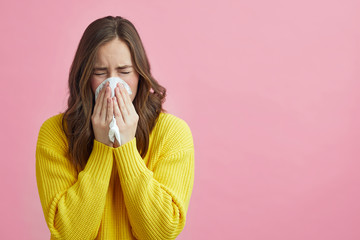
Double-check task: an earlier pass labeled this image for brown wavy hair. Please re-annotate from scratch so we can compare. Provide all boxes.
[62,16,167,171]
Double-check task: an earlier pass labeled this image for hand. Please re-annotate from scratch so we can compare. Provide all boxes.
[91,82,114,147]
[113,83,139,147]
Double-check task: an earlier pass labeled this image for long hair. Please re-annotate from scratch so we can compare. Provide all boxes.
[62,16,167,171]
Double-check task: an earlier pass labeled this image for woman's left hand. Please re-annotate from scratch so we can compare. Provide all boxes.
[113,83,139,147]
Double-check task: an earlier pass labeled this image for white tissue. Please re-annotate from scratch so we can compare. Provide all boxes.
[94,77,133,145]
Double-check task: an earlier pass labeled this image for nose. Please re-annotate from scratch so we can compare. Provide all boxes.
[109,70,118,79]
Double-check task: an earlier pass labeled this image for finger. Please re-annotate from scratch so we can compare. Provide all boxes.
[118,83,129,105]
[93,85,104,115]
[100,86,110,118]
[115,86,129,117]
[93,83,108,116]
[118,83,135,114]
[113,97,124,124]
[120,85,133,114]
[106,97,113,123]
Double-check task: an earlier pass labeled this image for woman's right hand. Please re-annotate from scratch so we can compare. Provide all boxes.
[91,82,114,147]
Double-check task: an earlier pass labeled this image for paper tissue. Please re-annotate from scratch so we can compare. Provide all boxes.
[94,77,133,145]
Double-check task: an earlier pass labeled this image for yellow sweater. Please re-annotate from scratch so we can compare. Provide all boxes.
[36,112,194,240]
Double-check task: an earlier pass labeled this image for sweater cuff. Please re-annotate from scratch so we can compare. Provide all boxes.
[83,139,113,182]
[113,137,151,182]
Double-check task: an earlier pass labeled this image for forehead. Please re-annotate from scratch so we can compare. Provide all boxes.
[94,38,132,65]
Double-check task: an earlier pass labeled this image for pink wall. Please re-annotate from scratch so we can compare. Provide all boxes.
[1,0,359,239]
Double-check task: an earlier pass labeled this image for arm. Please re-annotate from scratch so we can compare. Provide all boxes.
[113,122,195,240]
[36,122,113,240]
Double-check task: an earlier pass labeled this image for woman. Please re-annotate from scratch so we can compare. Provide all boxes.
[36,16,194,240]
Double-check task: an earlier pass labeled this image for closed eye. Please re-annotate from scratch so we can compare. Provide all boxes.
[93,72,130,75]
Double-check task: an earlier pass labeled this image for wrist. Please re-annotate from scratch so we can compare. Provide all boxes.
[113,139,120,148]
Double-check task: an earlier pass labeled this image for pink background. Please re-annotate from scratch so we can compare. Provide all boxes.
[1,0,359,239]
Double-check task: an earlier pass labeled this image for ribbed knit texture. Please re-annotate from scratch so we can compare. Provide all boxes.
[35,112,195,240]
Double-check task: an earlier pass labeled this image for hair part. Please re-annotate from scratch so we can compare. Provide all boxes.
[62,16,167,171]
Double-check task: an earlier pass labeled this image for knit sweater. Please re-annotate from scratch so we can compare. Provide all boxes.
[35,112,195,240]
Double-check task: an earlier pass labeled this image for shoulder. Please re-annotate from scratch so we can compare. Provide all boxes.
[152,112,194,156]
[37,113,68,151]
[156,112,192,136]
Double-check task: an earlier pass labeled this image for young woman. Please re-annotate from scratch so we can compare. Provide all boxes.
[36,16,194,240]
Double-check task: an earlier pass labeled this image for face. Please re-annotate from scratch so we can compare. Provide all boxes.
[90,38,139,102]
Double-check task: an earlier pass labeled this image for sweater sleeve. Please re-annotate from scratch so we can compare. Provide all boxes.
[113,119,195,240]
[35,119,114,240]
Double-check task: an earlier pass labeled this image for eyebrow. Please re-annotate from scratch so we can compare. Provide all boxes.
[93,65,132,71]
